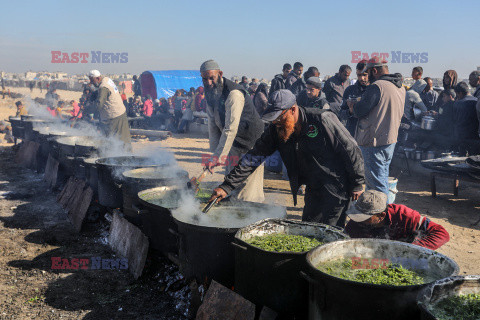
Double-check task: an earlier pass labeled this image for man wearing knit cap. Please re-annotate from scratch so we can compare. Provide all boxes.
[296,76,330,110]
[209,89,365,227]
[88,69,131,150]
[200,59,265,202]
[351,57,404,198]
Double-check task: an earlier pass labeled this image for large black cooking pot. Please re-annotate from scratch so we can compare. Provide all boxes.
[234,219,348,318]
[9,117,24,139]
[83,157,99,197]
[95,156,172,208]
[54,136,91,159]
[122,167,189,216]
[417,275,480,320]
[303,239,459,320]
[172,201,287,288]
[22,119,49,141]
[74,137,103,158]
[137,186,185,256]
[20,114,35,121]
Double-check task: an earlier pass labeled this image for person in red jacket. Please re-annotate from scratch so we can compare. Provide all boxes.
[143,95,153,117]
[344,190,449,250]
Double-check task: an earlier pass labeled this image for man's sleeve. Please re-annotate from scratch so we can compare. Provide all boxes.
[321,112,365,192]
[322,79,333,101]
[407,91,428,113]
[339,88,353,123]
[476,99,480,137]
[212,90,244,163]
[207,103,221,152]
[412,218,450,250]
[219,126,278,194]
[353,84,381,118]
[97,87,110,110]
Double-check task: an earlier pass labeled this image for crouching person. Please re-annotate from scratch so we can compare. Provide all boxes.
[345,190,449,250]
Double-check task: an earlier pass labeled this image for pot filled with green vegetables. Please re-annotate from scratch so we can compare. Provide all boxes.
[303,239,458,320]
[418,275,480,320]
[233,218,348,318]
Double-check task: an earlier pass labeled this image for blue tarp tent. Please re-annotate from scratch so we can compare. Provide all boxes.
[140,70,203,100]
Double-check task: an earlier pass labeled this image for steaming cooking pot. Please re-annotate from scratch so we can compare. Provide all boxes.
[234,219,348,317]
[95,156,174,208]
[9,117,24,140]
[421,116,436,130]
[303,239,458,320]
[171,200,287,288]
[122,167,188,218]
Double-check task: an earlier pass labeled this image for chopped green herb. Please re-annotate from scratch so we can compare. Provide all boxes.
[430,293,480,320]
[246,234,323,252]
[317,259,425,286]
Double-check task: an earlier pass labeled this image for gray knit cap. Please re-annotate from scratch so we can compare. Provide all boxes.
[200,60,220,73]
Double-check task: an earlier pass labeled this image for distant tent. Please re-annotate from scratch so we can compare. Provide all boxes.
[140,70,203,100]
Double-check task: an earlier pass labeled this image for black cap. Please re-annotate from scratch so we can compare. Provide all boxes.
[261,89,296,122]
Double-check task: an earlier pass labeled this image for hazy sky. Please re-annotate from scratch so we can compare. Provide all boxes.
[1,0,479,79]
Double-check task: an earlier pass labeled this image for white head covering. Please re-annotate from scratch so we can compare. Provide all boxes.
[88,70,101,78]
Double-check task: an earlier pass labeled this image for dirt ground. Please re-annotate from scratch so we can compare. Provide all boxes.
[0,89,479,319]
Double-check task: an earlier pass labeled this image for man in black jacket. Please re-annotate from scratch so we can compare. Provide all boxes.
[268,63,292,98]
[323,65,351,115]
[296,76,330,109]
[290,66,320,97]
[339,60,369,136]
[209,89,365,226]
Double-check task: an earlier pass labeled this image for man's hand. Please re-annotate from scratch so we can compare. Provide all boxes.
[347,100,355,114]
[209,187,227,203]
[351,190,363,201]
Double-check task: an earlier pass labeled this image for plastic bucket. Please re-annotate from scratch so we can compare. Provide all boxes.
[388,177,398,204]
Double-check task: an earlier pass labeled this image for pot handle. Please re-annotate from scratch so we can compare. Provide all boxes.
[273,258,293,268]
[131,204,148,215]
[300,271,327,310]
[231,242,247,251]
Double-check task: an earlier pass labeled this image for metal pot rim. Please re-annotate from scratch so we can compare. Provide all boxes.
[234,218,348,255]
[417,275,480,317]
[305,238,459,290]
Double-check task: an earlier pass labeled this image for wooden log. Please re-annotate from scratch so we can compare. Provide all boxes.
[66,180,86,212]
[196,281,255,320]
[109,213,149,279]
[44,154,59,189]
[130,129,172,138]
[68,185,93,233]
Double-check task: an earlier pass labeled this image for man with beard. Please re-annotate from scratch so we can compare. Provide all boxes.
[88,70,131,150]
[352,57,405,199]
[208,89,365,226]
[285,62,303,89]
[200,60,265,202]
[268,63,292,98]
[296,76,330,109]
[339,60,369,136]
[289,66,320,97]
[323,65,351,115]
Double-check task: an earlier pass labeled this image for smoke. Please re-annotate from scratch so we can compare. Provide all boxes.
[172,190,287,229]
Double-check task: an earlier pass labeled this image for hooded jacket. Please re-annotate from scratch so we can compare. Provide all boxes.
[289,77,307,97]
[268,74,287,97]
[353,73,406,147]
[296,90,330,110]
[219,107,365,205]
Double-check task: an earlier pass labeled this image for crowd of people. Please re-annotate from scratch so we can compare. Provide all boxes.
[199,58,471,251]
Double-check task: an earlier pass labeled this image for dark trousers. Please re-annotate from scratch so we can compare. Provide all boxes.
[302,187,350,227]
